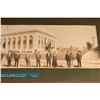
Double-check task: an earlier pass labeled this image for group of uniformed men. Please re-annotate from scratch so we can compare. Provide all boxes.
[65,50,82,67]
[1,49,82,67]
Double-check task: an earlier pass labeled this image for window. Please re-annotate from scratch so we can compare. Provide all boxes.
[40,36,42,48]
[18,37,21,49]
[23,36,27,49]
[3,38,6,49]
[38,36,40,48]
[44,37,46,47]
[40,36,43,48]
[13,37,16,49]
[22,51,26,53]
[29,35,33,49]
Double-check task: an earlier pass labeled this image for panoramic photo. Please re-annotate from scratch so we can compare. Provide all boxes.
[1,25,100,68]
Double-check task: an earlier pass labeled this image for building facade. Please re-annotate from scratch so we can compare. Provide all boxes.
[2,30,56,54]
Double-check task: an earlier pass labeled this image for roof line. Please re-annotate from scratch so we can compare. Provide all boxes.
[2,30,56,38]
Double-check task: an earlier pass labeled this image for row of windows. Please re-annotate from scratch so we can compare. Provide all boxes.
[38,35,55,48]
[2,35,55,49]
[3,35,33,42]
[3,40,33,49]
[2,35,33,49]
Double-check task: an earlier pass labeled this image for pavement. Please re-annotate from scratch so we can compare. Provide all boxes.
[80,50,100,68]
[1,50,100,68]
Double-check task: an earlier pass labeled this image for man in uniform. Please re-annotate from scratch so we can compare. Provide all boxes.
[46,50,51,67]
[14,52,20,67]
[76,50,82,67]
[25,53,30,67]
[65,51,71,67]
[7,50,13,67]
[35,51,41,67]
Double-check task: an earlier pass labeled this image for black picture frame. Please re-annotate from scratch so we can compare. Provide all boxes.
[1,18,100,83]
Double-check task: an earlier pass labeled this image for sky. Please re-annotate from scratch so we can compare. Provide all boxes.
[2,25,98,48]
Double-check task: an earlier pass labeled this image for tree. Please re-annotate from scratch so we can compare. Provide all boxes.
[45,41,51,50]
[86,42,93,50]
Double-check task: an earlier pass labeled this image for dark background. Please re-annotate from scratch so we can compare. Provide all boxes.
[1,18,100,83]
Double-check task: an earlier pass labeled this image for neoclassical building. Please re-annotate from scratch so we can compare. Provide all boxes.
[2,30,56,54]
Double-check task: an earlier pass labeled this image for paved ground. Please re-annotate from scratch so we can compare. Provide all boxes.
[58,50,100,68]
[1,50,100,68]
[80,50,100,68]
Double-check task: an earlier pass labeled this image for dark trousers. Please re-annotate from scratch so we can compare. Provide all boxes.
[52,59,57,67]
[15,60,19,67]
[26,60,30,67]
[66,60,71,67]
[46,59,51,67]
[7,59,11,67]
[77,60,82,67]
[36,59,41,67]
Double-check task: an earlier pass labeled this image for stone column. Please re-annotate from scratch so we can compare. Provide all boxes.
[10,37,12,50]
[20,36,23,51]
[34,32,38,51]
[32,34,34,51]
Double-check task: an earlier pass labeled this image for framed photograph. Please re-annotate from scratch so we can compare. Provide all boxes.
[1,18,100,83]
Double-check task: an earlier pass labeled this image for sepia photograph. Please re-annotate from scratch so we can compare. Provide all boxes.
[1,25,100,68]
